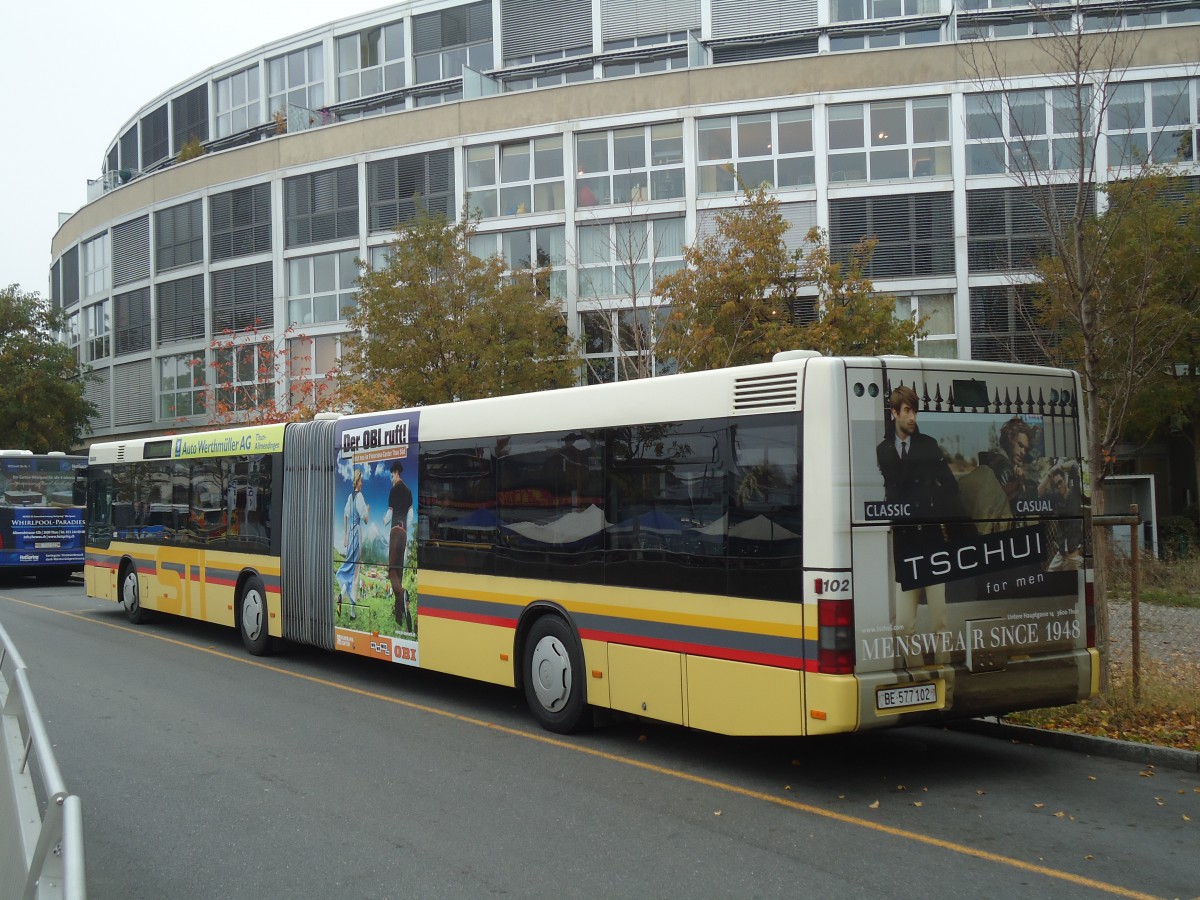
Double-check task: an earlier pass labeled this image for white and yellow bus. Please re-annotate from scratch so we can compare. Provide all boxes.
[85,353,1096,736]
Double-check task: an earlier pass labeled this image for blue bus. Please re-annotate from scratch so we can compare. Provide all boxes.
[0,451,87,583]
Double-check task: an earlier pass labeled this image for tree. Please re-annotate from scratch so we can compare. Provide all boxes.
[0,285,93,452]
[1034,175,1200,464]
[336,207,580,410]
[959,7,1190,673]
[654,185,923,372]
[203,323,337,427]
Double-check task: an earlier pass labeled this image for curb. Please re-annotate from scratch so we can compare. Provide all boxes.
[946,718,1200,773]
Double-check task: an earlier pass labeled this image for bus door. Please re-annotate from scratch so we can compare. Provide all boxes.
[845,360,1091,721]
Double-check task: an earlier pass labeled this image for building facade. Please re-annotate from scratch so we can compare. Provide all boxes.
[49,0,1200,441]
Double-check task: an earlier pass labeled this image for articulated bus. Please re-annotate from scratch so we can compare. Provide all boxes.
[0,451,87,582]
[84,354,1096,736]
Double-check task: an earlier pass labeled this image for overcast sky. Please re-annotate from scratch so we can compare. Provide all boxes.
[0,1,382,300]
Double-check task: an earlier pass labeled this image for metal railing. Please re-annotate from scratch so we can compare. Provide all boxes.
[0,621,85,899]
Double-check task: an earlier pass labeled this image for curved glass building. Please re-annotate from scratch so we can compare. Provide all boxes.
[49,0,1200,438]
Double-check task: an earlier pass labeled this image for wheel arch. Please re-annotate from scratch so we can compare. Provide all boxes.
[513,600,581,693]
[232,567,265,628]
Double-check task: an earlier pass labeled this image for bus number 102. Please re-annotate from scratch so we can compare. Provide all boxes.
[816,578,850,594]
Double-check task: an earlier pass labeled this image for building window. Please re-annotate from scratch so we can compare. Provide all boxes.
[159,352,207,420]
[576,123,686,208]
[828,97,951,183]
[211,262,274,333]
[504,65,594,91]
[62,247,80,308]
[470,225,567,301]
[467,136,565,218]
[64,311,80,358]
[338,20,406,101]
[214,340,275,414]
[1106,79,1198,168]
[140,105,169,167]
[156,275,206,344]
[581,306,674,383]
[268,44,325,117]
[287,251,358,325]
[288,334,341,408]
[112,217,150,286]
[367,150,455,232]
[284,166,360,248]
[833,0,940,21]
[829,192,955,278]
[957,10,1069,41]
[966,88,1094,176]
[969,284,1050,365]
[216,66,261,138]
[576,216,685,299]
[210,183,272,261]
[602,50,689,78]
[697,110,813,195]
[895,293,957,358]
[171,84,209,154]
[85,299,111,362]
[114,288,151,356]
[966,185,1091,273]
[83,234,110,298]
[828,25,942,50]
[413,1,493,84]
[155,200,204,273]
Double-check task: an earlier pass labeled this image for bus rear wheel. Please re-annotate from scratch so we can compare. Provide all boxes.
[238,575,272,656]
[522,615,588,734]
[121,564,149,624]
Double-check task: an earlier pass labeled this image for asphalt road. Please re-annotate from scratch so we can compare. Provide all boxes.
[2,577,1197,900]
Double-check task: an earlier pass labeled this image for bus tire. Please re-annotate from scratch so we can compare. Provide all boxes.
[522,615,589,734]
[120,563,149,624]
[238,575,272,656]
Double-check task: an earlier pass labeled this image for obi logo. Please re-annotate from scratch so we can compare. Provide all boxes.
[393,645,418,662]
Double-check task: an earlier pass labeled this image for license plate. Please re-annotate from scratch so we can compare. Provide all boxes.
[876,683,938,711]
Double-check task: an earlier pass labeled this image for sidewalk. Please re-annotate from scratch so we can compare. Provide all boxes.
[953,597,1200,773]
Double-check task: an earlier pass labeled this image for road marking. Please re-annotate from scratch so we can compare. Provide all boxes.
[5,594,1163,900]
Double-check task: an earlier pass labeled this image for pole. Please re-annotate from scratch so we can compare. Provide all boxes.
[1129,503,1140,703]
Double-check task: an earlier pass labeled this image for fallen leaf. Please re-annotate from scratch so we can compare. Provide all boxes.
[638,735,647,742]
[869,800,880,809]
[1087,775,1096,781]
[1084,855,1094,861]
[1034,802,1045,809]
[1054,811,1065,818]
[838,794,845,800]
[896,785,907,791]
[976,789,986,796]
[714,810,722,816]
[912,801,923,808]
[1183,814,1191,822]
[784,785,792,791]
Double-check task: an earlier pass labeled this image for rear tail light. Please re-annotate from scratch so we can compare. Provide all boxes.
[817,597,855,674]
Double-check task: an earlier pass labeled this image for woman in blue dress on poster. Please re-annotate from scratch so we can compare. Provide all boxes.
[336,467,369,619]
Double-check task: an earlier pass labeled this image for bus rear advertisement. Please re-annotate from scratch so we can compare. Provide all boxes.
[0,451,86,582]
[84,354,1095,736]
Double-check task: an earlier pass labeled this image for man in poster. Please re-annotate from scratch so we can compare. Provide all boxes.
[385,459,415,633]
[876,385,962,666]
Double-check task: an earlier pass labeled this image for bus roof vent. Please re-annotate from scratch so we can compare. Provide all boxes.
[733,371,800,413]
[116,445,127,462]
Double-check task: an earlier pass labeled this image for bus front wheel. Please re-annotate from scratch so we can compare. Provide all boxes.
[238,575,272,656]
[522,615,588,734]
[120,565,149,624]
